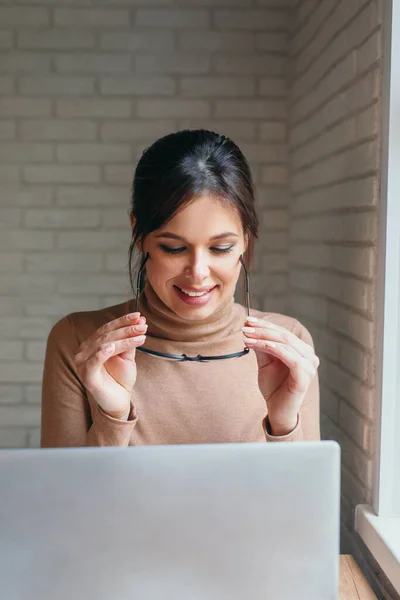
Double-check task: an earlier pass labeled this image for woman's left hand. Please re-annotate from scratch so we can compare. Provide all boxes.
[242,317,320,436]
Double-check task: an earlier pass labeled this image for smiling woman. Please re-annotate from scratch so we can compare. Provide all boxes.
[40,129,321,448]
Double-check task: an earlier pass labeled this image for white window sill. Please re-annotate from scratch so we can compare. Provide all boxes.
[355,504,400,595]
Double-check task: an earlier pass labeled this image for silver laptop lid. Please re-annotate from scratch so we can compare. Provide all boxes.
[0,441,340,600]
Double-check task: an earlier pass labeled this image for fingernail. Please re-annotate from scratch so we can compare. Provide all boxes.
[242,326,255,333]
[244,338,257,345]
[135,324,147,332]
[246,316,258,323]
[134,335,146,343]
[127,312,140,321]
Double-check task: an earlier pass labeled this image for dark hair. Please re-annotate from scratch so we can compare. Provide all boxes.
[128,129,258,295]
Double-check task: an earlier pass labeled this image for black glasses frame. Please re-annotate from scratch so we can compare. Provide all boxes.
[134,253,251,362]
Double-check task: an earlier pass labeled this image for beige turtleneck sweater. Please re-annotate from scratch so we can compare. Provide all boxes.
[40,284,320,447]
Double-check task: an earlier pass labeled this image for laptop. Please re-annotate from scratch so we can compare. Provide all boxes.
[0,441,340,600]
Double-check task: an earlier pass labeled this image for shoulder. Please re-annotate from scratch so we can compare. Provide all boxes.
[249,307,315,349]
[47,298,133,348]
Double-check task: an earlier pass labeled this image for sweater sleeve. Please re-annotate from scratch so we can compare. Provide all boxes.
[263,318,321,442]
[40,315,138,448]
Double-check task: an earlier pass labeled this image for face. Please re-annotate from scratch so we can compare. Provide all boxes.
[131,194,247,321]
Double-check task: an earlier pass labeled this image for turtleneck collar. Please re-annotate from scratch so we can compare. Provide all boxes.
[137,281,242,343]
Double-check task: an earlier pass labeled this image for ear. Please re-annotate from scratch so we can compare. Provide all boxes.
[243,233,249,253]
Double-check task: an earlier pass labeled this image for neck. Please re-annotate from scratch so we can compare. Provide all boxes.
[137,281,239,342]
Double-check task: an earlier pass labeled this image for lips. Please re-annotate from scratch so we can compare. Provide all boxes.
[176,286,215,297]
[173,285,217,306]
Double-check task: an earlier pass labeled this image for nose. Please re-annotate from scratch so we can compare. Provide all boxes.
[184,250,211,282]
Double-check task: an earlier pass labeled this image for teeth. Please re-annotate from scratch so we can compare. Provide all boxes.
[179,288,210,297]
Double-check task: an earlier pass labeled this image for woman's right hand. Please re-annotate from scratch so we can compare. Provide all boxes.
[74,312,147,420]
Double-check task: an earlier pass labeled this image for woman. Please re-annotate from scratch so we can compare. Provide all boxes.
[41,129,320,447]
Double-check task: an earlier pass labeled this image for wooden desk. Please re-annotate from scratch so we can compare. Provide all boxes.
[340,555,377,599]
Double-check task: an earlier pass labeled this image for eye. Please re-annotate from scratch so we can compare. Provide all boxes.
[211,246,234,254]
[159,245,186,254]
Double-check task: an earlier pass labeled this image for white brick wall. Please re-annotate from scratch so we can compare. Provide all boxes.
[0,3,290,447]
[288,1,391,596]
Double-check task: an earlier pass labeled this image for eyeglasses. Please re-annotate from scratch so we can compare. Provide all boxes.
[134,253,251,362]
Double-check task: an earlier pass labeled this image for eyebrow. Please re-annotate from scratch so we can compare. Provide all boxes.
[155,232,239,242]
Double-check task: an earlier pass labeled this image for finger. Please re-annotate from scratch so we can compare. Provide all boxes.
[242,323,315,362]
[76,312,142,357]
[245,338,318,381]
[79,335,147,387]
[75,321,147,364]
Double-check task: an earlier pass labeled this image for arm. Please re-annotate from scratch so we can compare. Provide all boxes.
[40,315,138,448]
[263,319,320,442]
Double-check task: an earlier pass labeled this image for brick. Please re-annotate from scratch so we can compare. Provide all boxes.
[0,120,15,140]
[341,279,375,316]
[356,104,379,140]
[357,31,382,74]
[0,142,53,163]
[255,32,287,52]
[260,252,288,273]
[26,252,103,273]
[0,7,49,26]
[55,54,131,74]
[56,143,132,164]
[324,362,375,422]
[215,55,286,75]
[339,338,374,386]
[329,305,375,349]
[0,297,26,316]
[179,31,255,53]
[0,209,22,228]
[19,76,95,96]
[25,385,42,405]
[259,77,287,97]
[101,32,174,52]
[57,274,129,295]
[0,185,53,207]
[54,8,130,27]
[339,401,373,453]
[26,296,102,318]
[2,273,55,294]
[24,166,100,184]
[0,384,24,405]
[0,341,23,361]
[257,187,288,207]
[181,76,255,97]
[291,0,335,55]
[291,119,356,169]
[214,9,288,30]
[293,177,379,213]
[0,167,19,183]
[215,100,285,119]
[0,405,41,423]
[100,120,175,141]
[136,9,210,28]
[260,231,288,251]
[289,244,330,268]
[24,209,100,229]
[261,165,288,185]
[0,317,51,340]
[0,53,51,73]
[136,54,210,75]
[26,342,46,362]
[20,119,97,141]
[0,76,14,94]
[319,384,339,423]
[241,142,287,164]
[56,186,129,207]
[100,76,175,96]
[0,31,13,49]
[18,30,95,50]
[57,231,130,250]
[105,252,130,272]
[331,246,375,279]
[260,121,286,141]
[56,99,131,118]
[0,253,23,272]
[137,100,210,118]
[290,294,328,323]
[104,165,134,185]
[27,428,41,448]
[0,429,27,448]
[0,98,51,117]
